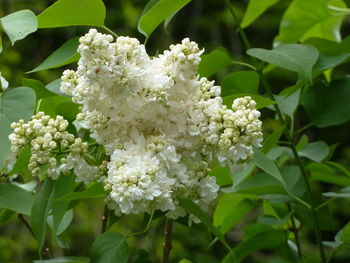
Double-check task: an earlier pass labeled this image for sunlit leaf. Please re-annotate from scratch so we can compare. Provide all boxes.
[275,0,347,44]
[37,0,106,28]
[241,0,280,28]
[137,0,191,40]
[198,48,232,77]
[247,44,319,81]
[221,71,259,97]
[0,10,37,45]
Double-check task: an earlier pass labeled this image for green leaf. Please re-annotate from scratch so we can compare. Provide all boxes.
[253,148,284,184]
[280,166,305,198]
[31,178,56,254]
[214,193,255,233]
[294,197,334,230]
[336,222,350,243]
[323,187,350,198]
[221,71,259,97]
[306,36,350,73]
[299,141,329,162]
[9,146,31,175]
[48,209,73,235]
[247,44,319,81]
[0,10,38,45]
[241,0,280,28]
[55,101,79,122]
[243,222,272,241]
[33,257,90,263]
[222,230,286,262]
[210,166,232,187]
[198,48,232,77]
[308,162,350,186]
[59,183,105,201]
[0,183,34,215]
[0,208,17,225]
[223,94,275,109]
[262,126,285,153]
[0,87,36,168]
[178,197,238,262]
[228,172,285,196]
[51,174,76,234]
[46,79,66,97]
[39,95,70,117]
[29,37,80,73]
[276,88,301,118]
[302,78,350,127]
[91,232,129,263]
[37,0,106,28]
[22,78,55,98]
[133,249,154,263]
[137,0,191,40]
[275,0,347,44]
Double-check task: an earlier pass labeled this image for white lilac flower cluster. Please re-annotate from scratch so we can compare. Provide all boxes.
[58,29,263,218]
[8,112,98,182]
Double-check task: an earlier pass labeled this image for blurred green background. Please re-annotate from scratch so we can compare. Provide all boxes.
[1,0,350,262]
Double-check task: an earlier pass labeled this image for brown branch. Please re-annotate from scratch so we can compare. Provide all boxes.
[161,218,173,263]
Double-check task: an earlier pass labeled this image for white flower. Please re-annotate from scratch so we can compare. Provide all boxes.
[58,29,263,218]
[0,71,9,91]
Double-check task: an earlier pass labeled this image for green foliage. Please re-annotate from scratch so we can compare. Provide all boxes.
[1,0,350,262]
[302,78,350,127]
[0,10,37,45]
[30,178,56,254]
[241,0,280,28]
[37,0,106,28]
[198,48,232,77]
[137,0,191,40]
[91,232,129,263]
[247,44,319,81]
[0,87,36,168]
[221,71,259,96]
[0,183,34,215]
[29,37,80,73]
[275,0,347,44]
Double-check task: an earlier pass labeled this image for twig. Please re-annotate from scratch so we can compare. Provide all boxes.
[18,214,35,237]
[18,214,51,259]
[287,203,302,259]
[101,205,109,233]
[98,26,119,38]
[161,218,173,263]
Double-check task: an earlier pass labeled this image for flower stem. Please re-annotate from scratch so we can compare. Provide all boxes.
[161,218,173,263]
[101,205,109,233]
[98,26,119,38]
